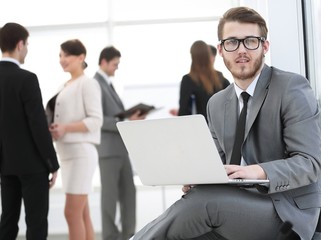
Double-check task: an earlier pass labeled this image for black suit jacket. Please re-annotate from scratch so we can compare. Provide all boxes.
[0,61,59,175]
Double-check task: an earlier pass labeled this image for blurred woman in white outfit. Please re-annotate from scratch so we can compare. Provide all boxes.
[48,39,102,240]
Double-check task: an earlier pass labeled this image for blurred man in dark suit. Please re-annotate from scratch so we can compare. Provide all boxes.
[0,22,59,240]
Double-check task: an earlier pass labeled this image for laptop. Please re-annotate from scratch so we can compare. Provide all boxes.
[116,114,269,186]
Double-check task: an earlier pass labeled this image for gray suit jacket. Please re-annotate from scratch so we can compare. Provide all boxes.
[207,64,321,240]
[94,72,127,158]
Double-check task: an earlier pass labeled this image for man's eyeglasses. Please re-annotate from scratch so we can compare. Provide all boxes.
[220,37,266,52]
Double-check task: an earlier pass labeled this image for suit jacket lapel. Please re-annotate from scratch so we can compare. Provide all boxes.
[94,72,124,110]
[108,84,124,110]
[224,87,239,162]
[245,64,272,138]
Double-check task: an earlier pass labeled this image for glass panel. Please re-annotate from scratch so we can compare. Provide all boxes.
[113,21,232,87]
[304,0,321,104]
[0,0,108,26]
[112,21,233,116]
[113,0,239,21]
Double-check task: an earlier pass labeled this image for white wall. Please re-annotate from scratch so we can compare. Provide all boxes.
[267,0,306,75]
[241,0,305,75]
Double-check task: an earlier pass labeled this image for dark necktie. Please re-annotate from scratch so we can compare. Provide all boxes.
[230,92,250,165]
[109,83,125,109]
[110,83,116,92]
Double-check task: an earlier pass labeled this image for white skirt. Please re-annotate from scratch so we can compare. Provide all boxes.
[56,142,98,194]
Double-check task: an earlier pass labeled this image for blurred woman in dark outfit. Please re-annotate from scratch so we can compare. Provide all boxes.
[178,41,230,121]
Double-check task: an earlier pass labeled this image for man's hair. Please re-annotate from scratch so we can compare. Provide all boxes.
[98,46,121,65]
[0,22,29,53]
[217,7,268,41]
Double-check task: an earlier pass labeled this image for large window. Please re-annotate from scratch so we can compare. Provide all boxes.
[1,0,243,187]
[0,0,109,26]
[1,0,239,112]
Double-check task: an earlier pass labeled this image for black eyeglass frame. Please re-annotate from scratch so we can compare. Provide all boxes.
[220,36,266,52]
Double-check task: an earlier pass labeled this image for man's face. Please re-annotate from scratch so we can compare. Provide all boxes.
[102,57,120,76]
[218,21,269,82]
[18,39,28,64]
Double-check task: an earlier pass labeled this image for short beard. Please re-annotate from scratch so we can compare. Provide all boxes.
[224,54,264,81]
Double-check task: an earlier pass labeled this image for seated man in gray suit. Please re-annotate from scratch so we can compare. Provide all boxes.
[131,7,321,240]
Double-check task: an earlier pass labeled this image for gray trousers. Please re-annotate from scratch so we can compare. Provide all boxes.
[99,155,136,240]
[132,185,284,240]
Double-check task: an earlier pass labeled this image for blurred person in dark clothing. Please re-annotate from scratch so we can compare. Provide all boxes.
[0,22,59,240]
